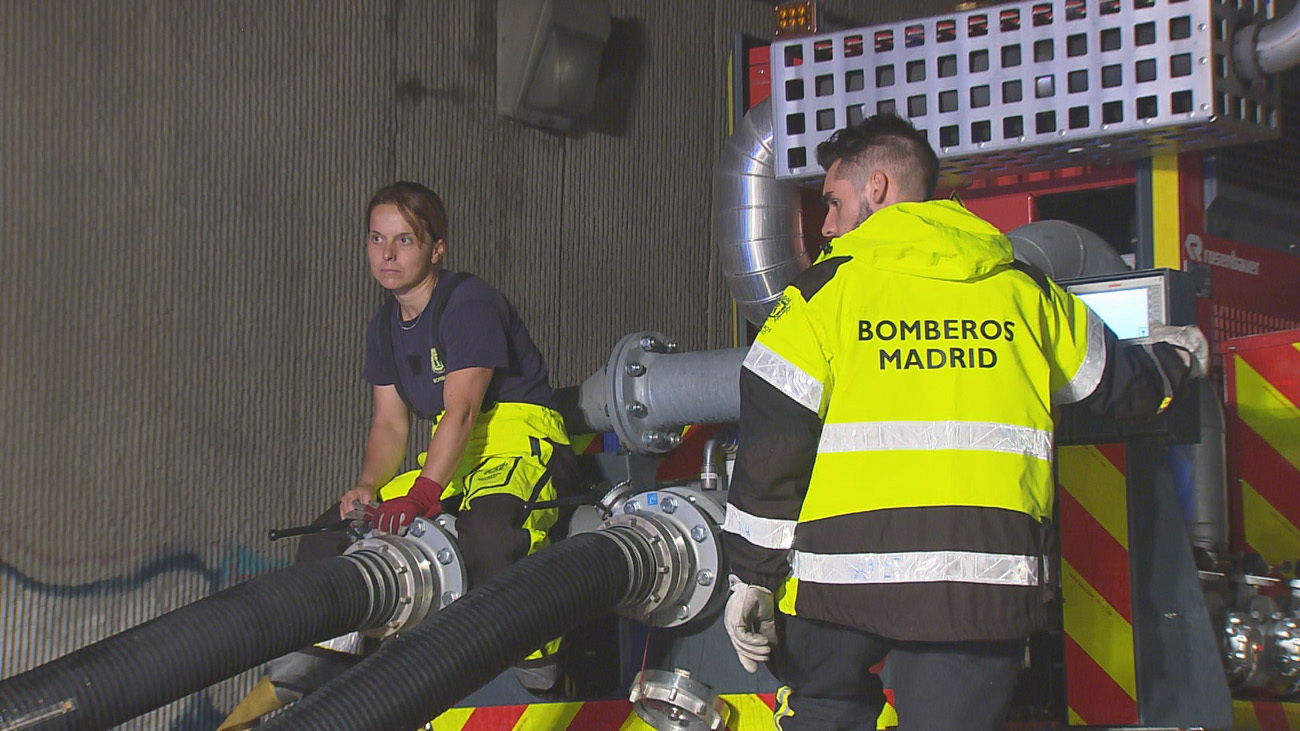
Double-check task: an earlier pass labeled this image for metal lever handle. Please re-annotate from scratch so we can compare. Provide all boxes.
[523,492,603,513]
[267,521,352,542]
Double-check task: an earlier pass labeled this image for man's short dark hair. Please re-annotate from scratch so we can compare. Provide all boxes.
[815,114,940,200]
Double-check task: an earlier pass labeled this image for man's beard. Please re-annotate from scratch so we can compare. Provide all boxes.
[853,199,874,230]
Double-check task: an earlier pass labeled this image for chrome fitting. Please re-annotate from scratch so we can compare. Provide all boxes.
[597,485,726,628]
[630,668,729,731]
[343,515,466,638]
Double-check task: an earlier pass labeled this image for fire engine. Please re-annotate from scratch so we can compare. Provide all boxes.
[4,2,1300,729]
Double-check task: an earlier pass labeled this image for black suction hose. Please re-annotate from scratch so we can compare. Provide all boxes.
[0,555,391,731]
[260,530,637,731]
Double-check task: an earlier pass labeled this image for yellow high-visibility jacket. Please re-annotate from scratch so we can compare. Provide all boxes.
[722,200,1176,642]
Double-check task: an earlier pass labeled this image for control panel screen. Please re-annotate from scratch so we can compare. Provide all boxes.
[1064,271,1170,342]
[1075,287,1151,340]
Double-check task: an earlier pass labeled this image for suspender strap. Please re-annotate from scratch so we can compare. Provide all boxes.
[524,436,554,507]
[522,437,586,511]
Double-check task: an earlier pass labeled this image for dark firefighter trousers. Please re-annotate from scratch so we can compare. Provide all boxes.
[771,613,1023,731]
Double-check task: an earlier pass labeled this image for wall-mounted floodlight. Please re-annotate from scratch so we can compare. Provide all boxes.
[497,0,611,132]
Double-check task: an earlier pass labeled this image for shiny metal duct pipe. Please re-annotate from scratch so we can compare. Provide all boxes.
[714,99,811,327]
[1234,1,1300,81]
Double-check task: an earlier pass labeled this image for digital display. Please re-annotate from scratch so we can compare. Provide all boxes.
[1075,287,1151,340]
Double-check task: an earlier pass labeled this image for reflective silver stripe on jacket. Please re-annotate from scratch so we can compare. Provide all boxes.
[743,340,824,414]
[1051,308,1107,405]
[791,549,1039,586]
[723,504,798,550]
[817,420,1053,462]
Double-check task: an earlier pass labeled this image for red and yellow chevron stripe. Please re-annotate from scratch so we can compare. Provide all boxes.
[1215,331,1300,731]
[1225,332,1300,567]
[425,693,900,730]
[426,695,774,730]
[427,699,642,731]
[569,433,602,455]
[1058,442,1138,726]
[1232,698,1300,730]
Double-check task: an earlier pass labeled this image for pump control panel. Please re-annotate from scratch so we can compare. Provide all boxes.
[1056,268,1200,446]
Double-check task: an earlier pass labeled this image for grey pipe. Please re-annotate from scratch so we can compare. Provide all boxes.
[1234,1,1300,81]
[636,347,746,428]
[561,331,746,455]
[714,99,811,327]
[1256,3,1300,75]
[1177,382,1230,552]
[1004,220,1130,279]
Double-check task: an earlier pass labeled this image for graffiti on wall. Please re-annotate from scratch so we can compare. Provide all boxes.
[1,544,287,730]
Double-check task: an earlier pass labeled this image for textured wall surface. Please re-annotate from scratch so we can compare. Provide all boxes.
[0,1,949,727]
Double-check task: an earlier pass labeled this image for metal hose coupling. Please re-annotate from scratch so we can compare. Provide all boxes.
[340,514,468,638]
[586,485,727,627]
[563,331,747,455]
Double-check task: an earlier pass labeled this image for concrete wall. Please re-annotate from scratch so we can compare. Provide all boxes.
[0,1,948,726]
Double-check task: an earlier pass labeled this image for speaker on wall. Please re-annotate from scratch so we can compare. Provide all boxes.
[497,0,612,133]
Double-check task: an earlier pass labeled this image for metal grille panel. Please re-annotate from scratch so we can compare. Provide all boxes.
[1215,66,1300,205]
[771,0,1281,181]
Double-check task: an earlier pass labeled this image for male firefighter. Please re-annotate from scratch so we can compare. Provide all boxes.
[720,114,1208,730]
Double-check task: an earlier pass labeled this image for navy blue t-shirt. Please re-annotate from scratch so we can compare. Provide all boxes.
[361,271,555,417]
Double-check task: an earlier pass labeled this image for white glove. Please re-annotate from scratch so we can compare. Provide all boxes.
[724,576,778,673]
[1147,324,1210,379]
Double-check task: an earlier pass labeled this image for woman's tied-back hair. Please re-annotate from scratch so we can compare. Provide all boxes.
[815,114,941,200]
[367,181,448,246]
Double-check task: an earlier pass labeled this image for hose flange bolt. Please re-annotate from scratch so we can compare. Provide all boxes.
[696,569,714,587]
[640,336,668,353]
[437,549,454,565]
[644,431,681,451]
[626,401,648,419]
[625,362,647,377]
[661,497,678,514]
[691,525,709,543]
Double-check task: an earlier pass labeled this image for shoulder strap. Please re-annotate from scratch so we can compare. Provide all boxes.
[1009,258,1054,300]
[430,272,497,414]
[379,297,424,418]
[381,271,470,420]
[427,271,469,368]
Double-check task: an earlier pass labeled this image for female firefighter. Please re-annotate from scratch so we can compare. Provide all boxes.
[340,181,571,589]
[219,184,575,729]
[342,181,572,687]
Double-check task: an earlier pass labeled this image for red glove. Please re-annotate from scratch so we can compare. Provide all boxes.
[364,476,444,534]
